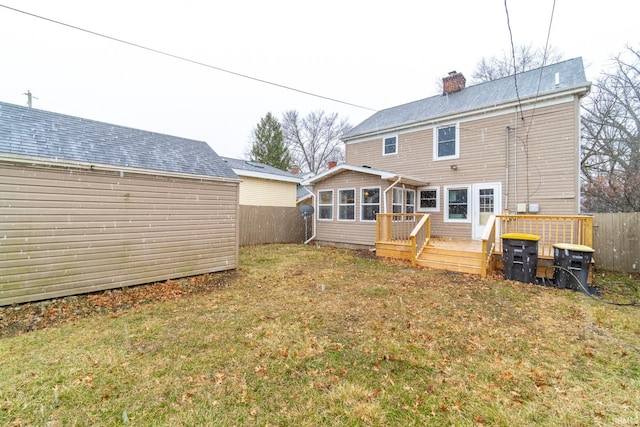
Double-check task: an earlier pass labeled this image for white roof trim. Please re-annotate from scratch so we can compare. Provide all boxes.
[302,164,427,187]
[232,168,302,183]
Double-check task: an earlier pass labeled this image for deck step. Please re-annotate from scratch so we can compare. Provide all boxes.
[416,246,484,275]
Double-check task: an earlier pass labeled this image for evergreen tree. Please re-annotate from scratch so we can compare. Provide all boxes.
[248,112,291,171]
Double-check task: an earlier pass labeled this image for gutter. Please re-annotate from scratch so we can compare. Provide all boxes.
[0,153,241,184]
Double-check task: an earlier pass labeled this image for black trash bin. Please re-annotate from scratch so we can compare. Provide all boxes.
[552,243,596,293]
[501,233,540,283]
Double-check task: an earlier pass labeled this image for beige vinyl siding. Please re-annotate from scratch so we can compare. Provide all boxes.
[0,162,238,305]
[314,171,391,247]
[238,176,297,207]
[345,98,581,239]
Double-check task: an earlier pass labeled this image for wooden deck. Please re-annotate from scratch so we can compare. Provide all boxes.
[375,213,594,280]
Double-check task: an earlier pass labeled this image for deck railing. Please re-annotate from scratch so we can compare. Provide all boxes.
[376,213,424,244]
[410,214,431,265]
[496,214,593,257]
[480,215,498,277]
[377,213,592,277]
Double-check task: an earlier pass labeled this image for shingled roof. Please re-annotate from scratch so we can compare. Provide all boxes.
[222,157,301,183]
[0,101,237,180]
[343,57,590,140]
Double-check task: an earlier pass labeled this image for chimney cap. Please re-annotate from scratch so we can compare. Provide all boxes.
[448,70,458,76]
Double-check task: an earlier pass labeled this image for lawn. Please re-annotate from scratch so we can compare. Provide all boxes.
[1,244,639,426]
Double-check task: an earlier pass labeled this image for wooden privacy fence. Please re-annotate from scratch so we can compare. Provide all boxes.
[592,212,640,273]
[496,215,593,257]
[239,205,307,246]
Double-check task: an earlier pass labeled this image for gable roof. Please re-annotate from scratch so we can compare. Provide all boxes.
[302,164,428,187]
[0,101,238,180]
[343,57,590,140]
[222,157,302,183]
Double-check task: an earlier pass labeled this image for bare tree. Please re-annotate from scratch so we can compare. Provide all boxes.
[581,46,640,212]
[281,110,351,174]
[471,44,563,84]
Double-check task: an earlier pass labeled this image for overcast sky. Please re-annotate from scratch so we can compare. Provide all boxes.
[0,1,636,160]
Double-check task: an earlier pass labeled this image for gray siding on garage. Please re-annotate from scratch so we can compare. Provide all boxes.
[1,161,238,306]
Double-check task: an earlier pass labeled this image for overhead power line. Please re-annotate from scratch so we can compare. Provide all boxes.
[0,4,378,112]
[503,0,525,122]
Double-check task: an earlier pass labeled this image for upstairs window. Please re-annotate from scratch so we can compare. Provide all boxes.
[361,187,380,221]
[434,125,458,160]
[383,135,397,155]
[338,189,355,221]
[318,190,333,220]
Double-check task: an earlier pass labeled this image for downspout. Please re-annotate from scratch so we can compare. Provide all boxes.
[577,108,583,213]
[505,126,510,212]
[302,186,316,245]
[382,177,403,214]
[513,110,518,208]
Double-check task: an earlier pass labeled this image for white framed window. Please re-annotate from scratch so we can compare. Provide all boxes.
[383,135,398,155]
[433,124,459,160]
[361,187,380,221]
[392,188,403,214]
[417,187,439,212]
[444,186,470,222]
[338,188,355,221]
[405,189,416,214]
[392,188,403,221]
[318,190,333,220]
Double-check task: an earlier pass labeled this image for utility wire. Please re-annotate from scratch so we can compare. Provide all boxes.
[526,0,557,139]
[503,0,525,122]
[0,4,378,112]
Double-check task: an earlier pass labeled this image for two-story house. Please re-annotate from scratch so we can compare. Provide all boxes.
[303,58,592,275]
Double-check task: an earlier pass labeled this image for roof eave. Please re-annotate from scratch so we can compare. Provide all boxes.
[343,82,591,142]
[232,168,302,183]
[0,153,241,183]
[302,164,428,187]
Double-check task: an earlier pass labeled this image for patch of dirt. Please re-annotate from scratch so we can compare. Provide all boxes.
[0,271,237,339]
[355,249,378,259]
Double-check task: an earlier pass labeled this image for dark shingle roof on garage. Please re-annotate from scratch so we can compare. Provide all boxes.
[0,101,237,180]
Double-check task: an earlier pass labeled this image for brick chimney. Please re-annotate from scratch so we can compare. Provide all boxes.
[328,161,338,169]
[290,165,301,174]
[442,71,466,95]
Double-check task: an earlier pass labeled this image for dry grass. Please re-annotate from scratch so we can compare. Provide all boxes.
[1,244,639,426]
